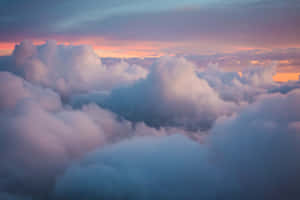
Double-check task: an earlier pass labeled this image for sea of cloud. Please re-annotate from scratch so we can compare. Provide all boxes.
[0,41,300,200]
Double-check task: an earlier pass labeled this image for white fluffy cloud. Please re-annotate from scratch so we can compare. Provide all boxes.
[9,40,148,96]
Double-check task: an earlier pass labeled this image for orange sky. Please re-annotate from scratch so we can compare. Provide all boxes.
[273,73,300,82]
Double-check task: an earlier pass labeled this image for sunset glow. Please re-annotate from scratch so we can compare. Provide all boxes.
[273,72,300,82]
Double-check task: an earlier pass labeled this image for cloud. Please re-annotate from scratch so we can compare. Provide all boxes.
[5,40,148,97]
[0,71,194,199]
[197,64,278,103]
[210,89,300,199]
[54,135,225,200]
[54,89,300,200]
[0,72,126,197]
[268,80,300,94]
[100,56,236,131]
[0,71,61,111]
[0,74,108,197]
[1,40,300,199]
[190,48,300,73]
[98,57,288,130]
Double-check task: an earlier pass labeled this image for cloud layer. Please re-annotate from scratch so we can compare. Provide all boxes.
[0,41,300,199]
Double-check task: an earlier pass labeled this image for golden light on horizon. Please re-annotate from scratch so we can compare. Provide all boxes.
[273,73,300,82]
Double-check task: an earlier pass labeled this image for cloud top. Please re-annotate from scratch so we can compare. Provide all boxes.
[0,41,300,199]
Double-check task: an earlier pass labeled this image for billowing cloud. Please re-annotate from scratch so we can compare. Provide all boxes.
[0,71,193,199]
[0,72,106,197]
[1,40,300,200]
[99,57,290,130]
[54,89,300,200]
[100,56,237,131]
[0,71,61,111]
[4,41,147,97]
[197,64,278,103]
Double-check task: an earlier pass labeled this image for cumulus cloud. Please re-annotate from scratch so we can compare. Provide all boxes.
[54,89,300,200]
[0,71,61,111]
[6,40,148,97]
[0,71,193,199]
[1,40,300,200]
[0,74,108,197]
[98,56,289,130]
[100,56,237,131]
[197,64,278,103]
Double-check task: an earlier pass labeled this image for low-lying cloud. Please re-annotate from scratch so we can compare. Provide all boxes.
[0,41,300,200]
[55,89,300,200]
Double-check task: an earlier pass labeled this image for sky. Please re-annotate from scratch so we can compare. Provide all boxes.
[1,1,300,200]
